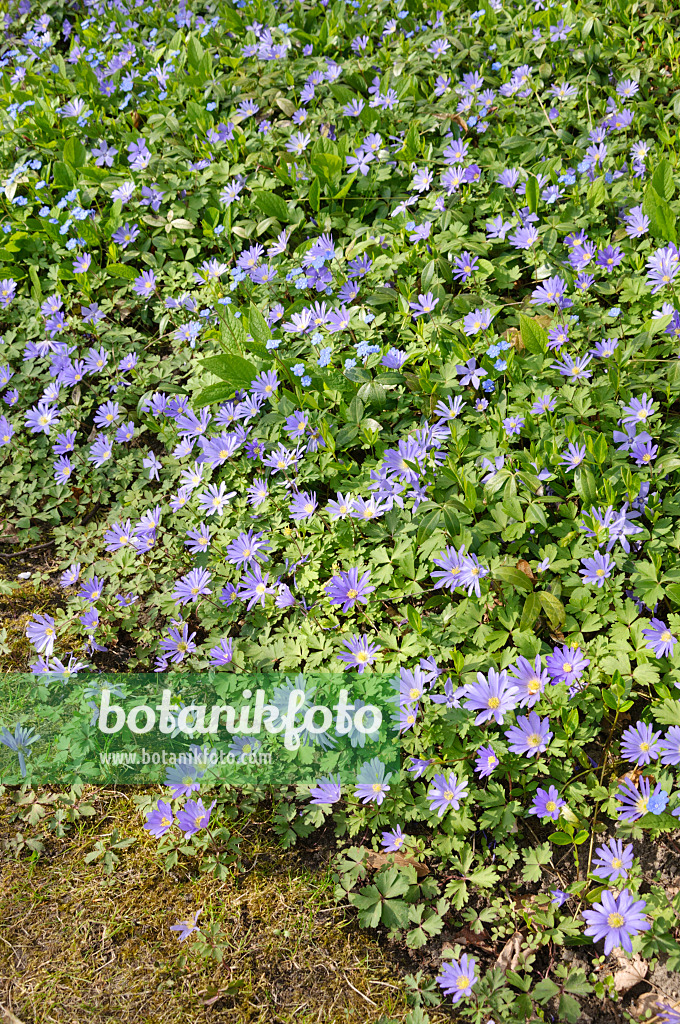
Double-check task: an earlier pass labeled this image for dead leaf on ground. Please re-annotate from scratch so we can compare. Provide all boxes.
[504,327,522,351]
[608,948,648,993]
[364,850,429,878]
[495,931,524,972]
[449,924,493,950]
[1,1005,26,1024]
[629,992,680,1022]
[516,560,536,582]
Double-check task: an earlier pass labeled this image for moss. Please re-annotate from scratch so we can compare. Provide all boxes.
[0,790,451,1024]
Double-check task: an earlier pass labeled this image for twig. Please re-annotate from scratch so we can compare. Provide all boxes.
[343,974,377,1007]
[0,541,55,561]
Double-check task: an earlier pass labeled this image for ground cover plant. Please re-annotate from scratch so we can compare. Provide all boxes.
[1,0,680,1019]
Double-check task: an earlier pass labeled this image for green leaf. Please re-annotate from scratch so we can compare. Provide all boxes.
[381,898,409,929]
[559,994,583,1024]
[309,176,321,211]
[563,971,593,997]
[328,83,355,104]
[525,502,548,529]
[248,303,271,347]
[494,566,534,592]
[187,34,205,70]
[28,264,42,297]
[587,176,606,209]
[519,592,542,630]
[651,699,680,726]
[574,466,598,507]
[311,152,342,187]
[399,123,420,161]
[417,510,441,545]
[442,507,459,537]
[106,263,138,280]
[643,183,677,244]
[335,424,359,448]
[333,173,356,200]
[252,190,289,222]
[518,313,547,354]
[200,354,257,389]
[53,161,76,187]
[221,7,243,32]
[421,259,438,292]
[63,137,87,168]
[525,175,539,214]
[344,366,371,384]
[652,159,675,202]
[548,831,574,845]
[538,591,566,629]
[406,605,423,634]
[468,866,499,887]
[506,970,532,992]
[533,979,561,1003]
[195,383,238,407]
[357,381,386,408]
[375,866,410,899]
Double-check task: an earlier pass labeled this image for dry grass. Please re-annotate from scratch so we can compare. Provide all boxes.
[0,789,451,1024]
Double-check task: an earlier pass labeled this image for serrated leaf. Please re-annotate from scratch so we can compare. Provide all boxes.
[651,699,680,726]
[534,978,561,1003]
[468,866,499,887]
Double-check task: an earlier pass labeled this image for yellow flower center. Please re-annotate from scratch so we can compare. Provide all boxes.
[546,800,556,812]
[372,782,383,792]
[527,679,541,693]
[456,975,470,990]
[347,588,358,599]
[562,662,573,673]
[607,912,625,928]
[612,858,622,869]
[488,696,500,708]
[527,733,541,747]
